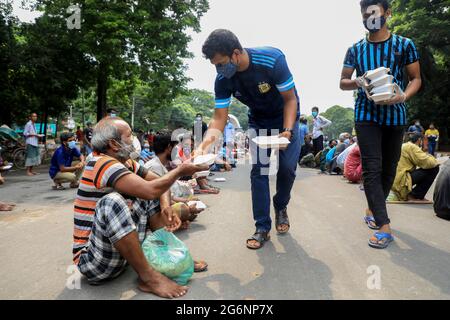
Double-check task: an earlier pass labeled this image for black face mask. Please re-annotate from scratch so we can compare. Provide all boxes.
[364,15,387,33]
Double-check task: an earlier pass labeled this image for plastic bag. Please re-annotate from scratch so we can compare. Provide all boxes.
[142,228,194,285]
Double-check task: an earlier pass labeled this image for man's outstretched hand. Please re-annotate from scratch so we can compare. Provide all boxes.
[178,162,209,177]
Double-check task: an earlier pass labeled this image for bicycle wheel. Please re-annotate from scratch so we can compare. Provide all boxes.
[12,148,26,169]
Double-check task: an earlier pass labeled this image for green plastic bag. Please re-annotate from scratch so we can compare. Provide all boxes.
[142,228,194,285]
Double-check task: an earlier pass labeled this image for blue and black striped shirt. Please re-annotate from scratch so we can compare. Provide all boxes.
[344,34,419,126]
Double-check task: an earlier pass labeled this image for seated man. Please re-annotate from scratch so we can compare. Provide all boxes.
[392,134,440,202]
[344,143,362,183]
[73,117,208,299]
[319,139,337,173]
[49,132,85,190]
[299,134,313,164]
[328,133,351,174]
[145,133,204,224]
[434,159,450,220]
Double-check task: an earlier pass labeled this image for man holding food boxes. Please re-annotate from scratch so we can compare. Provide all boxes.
[197,29,301,250]
[340,0,422,249]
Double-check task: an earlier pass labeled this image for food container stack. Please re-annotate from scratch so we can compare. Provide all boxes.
[364,67,396,103]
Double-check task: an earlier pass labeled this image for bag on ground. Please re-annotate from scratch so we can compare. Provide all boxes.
[142,228,194,285]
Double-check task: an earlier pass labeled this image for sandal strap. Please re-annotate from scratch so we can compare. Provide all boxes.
[275,209,290,226]
[247,231,269,243]
[374,232,393,241]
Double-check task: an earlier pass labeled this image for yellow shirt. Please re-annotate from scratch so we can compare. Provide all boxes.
[425,129,439,137]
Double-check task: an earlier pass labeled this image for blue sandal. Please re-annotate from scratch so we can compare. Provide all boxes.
[368,232,394,249]
[364,216,380,230]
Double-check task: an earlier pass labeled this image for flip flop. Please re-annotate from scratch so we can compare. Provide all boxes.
[194,260,208,273]
[364,216,380,230]
[52,185,66,190]
[368,232,394,249]
[246,231,271,250]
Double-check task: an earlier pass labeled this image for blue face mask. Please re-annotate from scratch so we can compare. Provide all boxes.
[68,141,77,149]
[344,139,350,145]
[216,60,238,79]
[312,112,318,118]
[364,16,386,33]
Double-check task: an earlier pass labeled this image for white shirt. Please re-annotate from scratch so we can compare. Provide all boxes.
[23,120,39,147]
[337,143,356,169]
[312,116,332,139]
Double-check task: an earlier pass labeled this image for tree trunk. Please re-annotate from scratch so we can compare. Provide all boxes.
[96,63,108,122]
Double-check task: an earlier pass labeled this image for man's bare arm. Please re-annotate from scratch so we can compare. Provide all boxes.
[196,108,229,154]
[340,67,358,91]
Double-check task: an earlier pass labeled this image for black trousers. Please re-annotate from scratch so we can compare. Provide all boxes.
[410,167,440,200]
[356,123,405,227]
[312,136,323,156]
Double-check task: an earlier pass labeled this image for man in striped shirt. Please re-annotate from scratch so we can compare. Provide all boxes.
[340,0,422,249]
[73,117,208,299]
[197,29,301,250]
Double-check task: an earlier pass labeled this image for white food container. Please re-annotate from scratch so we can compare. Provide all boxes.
[193,154,216,166]
[252,136,291,150]
[369,74,394,88]
[214,178,227,182]
[371,92,396,103]
[365,67,390,81]
[187,201,207,210]
[370,84,395,95]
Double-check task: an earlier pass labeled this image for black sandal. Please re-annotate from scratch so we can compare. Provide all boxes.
[246,230,271,250]
[275,208,290,234]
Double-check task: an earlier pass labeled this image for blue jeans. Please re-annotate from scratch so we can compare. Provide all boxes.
[249,116,300,232]
[428,141,436,156]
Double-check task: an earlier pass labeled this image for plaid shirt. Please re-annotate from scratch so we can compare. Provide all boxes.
[77,192,159,283]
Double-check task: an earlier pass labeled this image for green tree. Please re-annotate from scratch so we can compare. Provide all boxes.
[391,0,450,144]
[320,105,355,139]
[37,0,209,121]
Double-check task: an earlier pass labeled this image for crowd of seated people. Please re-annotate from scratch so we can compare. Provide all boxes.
[66,116,236,299]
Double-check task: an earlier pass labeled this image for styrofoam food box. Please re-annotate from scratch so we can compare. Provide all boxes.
[193,154,216,166]
[370,74,394,88]
[371,92,396,103]
[252,136,291,149]
[365,67,390,81]
[370,84,395,95]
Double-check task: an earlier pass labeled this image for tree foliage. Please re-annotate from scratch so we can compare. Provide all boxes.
[391,0,450,143]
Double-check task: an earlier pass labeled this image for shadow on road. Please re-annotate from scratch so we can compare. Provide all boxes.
[389,230,450,295]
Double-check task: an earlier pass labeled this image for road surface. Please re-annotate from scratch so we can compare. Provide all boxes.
[0,162,449,300]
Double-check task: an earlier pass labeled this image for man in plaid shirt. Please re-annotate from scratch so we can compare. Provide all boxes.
[73,117,208,299]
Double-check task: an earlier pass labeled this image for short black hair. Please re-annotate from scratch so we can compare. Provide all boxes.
[60,132,74,143]
[196,113,202,118]
[312,107,319,112]
[409,133,423,143]
[329,139,337,147]
[153,133,178,155]
[299,117,308,125]
[360,0,390,11]
[202,29,243,60]
[106,108,118,114]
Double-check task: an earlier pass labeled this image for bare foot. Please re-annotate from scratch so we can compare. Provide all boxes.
[137,272,188,299]
[26,172,34,176]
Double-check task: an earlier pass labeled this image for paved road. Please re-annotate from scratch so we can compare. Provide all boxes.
[1,162,449,300]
